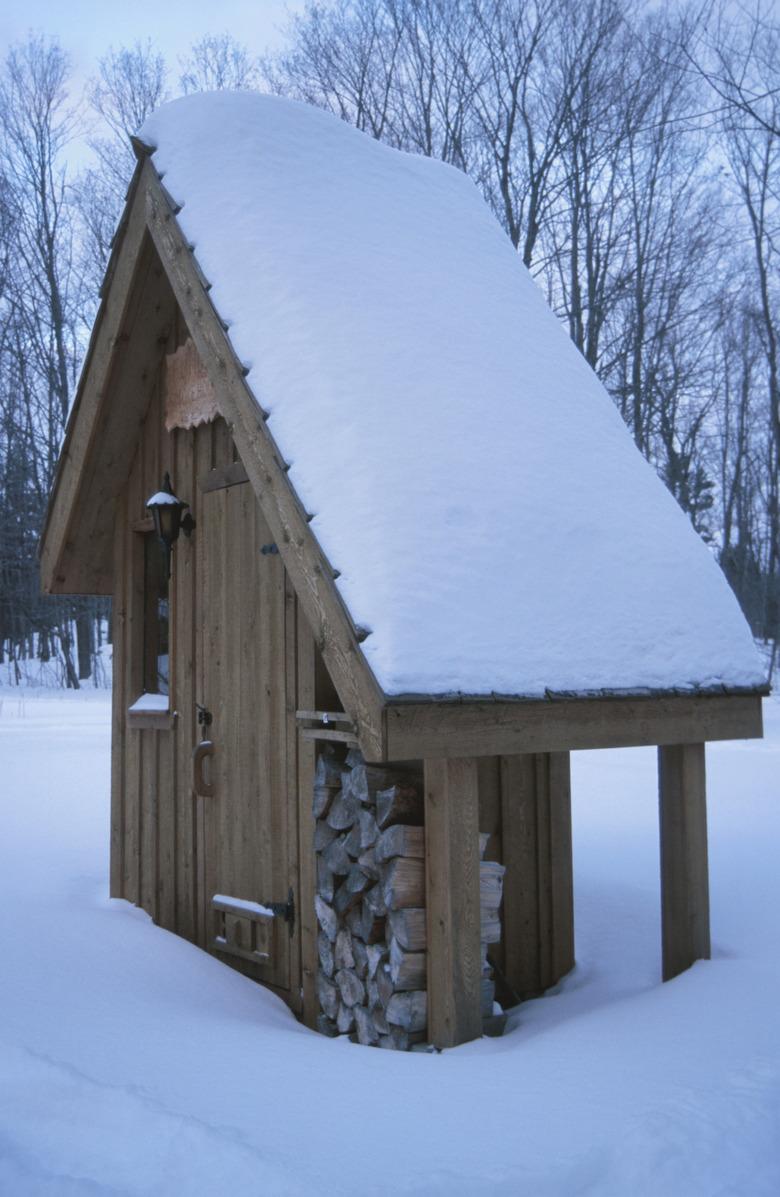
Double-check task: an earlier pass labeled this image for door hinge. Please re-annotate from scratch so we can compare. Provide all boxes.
[265,887,295,938]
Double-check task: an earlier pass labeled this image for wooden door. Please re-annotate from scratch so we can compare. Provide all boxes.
[195,468,299,1003]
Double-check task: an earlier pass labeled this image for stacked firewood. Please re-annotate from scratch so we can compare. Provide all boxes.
[314,747,507,1048]
[314,747,428,1050]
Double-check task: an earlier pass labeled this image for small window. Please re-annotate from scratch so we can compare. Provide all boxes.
[143,534,169,696]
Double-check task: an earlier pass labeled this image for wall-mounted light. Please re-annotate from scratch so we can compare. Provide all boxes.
[145,472,195,576]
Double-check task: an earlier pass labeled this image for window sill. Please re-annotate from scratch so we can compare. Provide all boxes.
[127,694,176,731]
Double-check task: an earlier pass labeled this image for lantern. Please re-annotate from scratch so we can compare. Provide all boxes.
[145,473,195,576]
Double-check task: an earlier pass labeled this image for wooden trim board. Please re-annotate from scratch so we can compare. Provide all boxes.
[386,693,763,759]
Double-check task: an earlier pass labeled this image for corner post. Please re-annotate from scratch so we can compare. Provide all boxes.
[424,757,482,1048]
[658,742,710,981]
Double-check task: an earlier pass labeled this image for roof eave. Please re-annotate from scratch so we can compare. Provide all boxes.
[382,687,766,760]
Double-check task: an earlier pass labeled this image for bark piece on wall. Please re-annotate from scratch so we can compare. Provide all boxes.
[164,339,220,430]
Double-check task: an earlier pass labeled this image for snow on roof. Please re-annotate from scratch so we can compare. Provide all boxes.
[139,92,764,698]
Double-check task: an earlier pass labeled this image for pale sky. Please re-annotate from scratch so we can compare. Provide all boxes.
[0,0,301,91]
[0,0,303,166]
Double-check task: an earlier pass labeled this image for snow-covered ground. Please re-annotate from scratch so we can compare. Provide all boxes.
[1,689,778,1195]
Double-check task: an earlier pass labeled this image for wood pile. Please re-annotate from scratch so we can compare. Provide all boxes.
[313,747,428,1050]
[313,747,507,1049]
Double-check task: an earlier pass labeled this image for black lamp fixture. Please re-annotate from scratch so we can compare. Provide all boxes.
[146,472,196,575]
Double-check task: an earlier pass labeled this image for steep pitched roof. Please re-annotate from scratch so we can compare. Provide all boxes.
[132,91,762,699]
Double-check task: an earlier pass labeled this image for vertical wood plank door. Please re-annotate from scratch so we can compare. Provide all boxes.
[196,472,298,1003]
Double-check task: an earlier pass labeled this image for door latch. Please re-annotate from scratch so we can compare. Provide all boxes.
[264,888,295,938]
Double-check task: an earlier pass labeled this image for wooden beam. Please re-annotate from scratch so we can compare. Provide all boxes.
[296,606,319,1030]
[658,743,710,981]
[198,460,248,493]
[126,709,176,731]
[424,757,482,1048]
[500,753,574,1000]
[386,693,763,759]
[143,165,386,761]
[299,728,359,744]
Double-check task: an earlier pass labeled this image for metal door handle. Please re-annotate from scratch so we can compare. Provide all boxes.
[193,739,215,796]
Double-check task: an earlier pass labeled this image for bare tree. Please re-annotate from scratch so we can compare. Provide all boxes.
[180,33,261,94]
[704,5,779,662]
[263,0,405,139]
[0,35,89,684]
[74,41,169,299]
[87,41,168,195]
[0,4,773,684]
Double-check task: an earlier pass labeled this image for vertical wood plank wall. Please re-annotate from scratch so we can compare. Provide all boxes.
[478,752,575,1002]
[109,300,316,1013]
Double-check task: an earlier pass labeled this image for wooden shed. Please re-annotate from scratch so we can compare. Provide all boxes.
[40,93,766,1050]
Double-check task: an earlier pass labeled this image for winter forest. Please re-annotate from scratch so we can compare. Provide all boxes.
[0,0,778,688]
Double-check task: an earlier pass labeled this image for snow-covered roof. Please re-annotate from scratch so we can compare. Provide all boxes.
[138,92,764,699]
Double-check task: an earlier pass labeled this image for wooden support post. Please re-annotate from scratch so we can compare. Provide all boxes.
[424,757,482,1049]
[658,743,710,981]
[500,752,574,1000]
[296,615,318,1030]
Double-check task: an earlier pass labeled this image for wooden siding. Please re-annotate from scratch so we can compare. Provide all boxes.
[477,752,575,1003]
[110,308,316,1013]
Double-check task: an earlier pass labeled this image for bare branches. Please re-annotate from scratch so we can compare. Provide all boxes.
[265,0,779,656]
[179,33,261,94]
[0,6,777,681]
